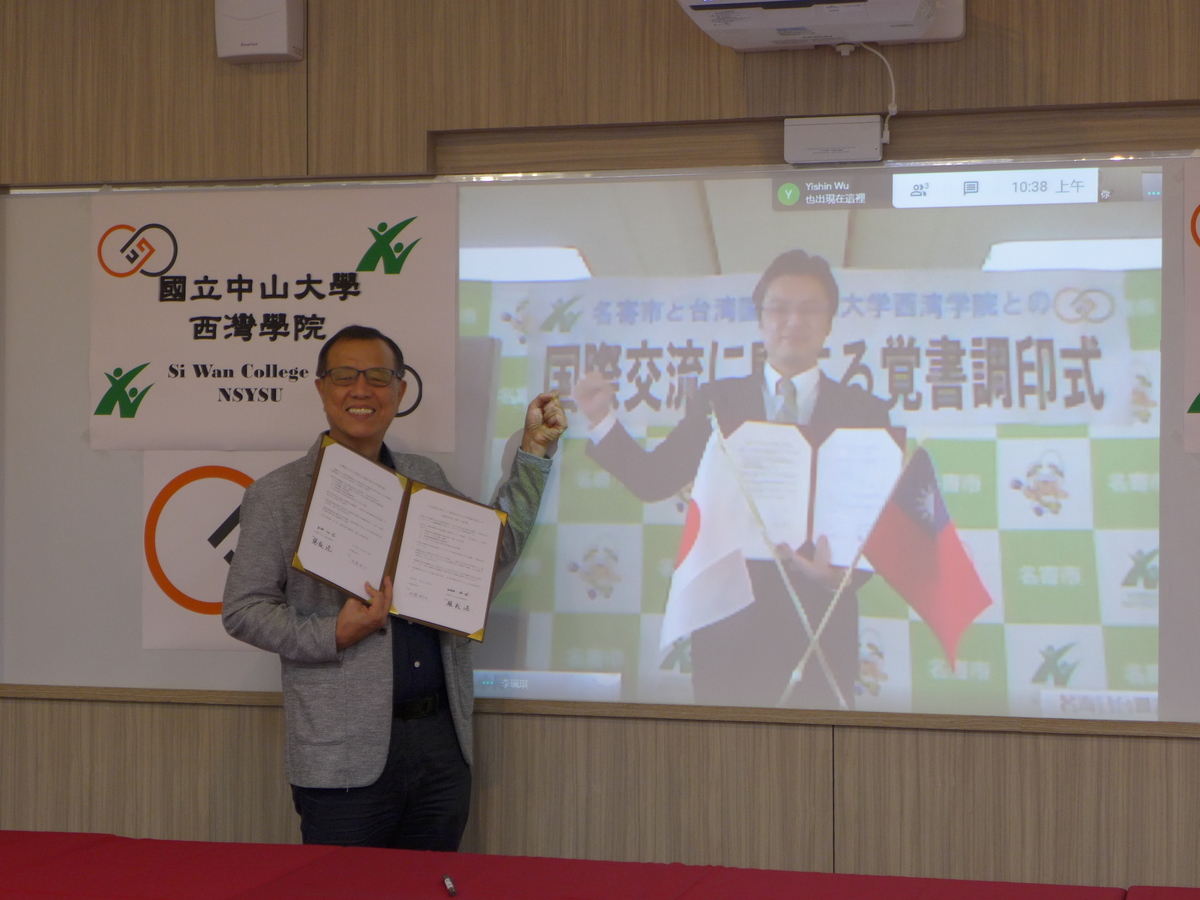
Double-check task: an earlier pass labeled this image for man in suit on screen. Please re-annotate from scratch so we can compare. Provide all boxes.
[574,250,890,709]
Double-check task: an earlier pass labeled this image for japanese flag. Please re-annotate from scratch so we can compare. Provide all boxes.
[660,430,757,649]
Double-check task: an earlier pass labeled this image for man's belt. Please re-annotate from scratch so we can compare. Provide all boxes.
[393,689,447,720]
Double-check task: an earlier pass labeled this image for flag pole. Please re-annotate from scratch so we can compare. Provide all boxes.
[777,543,865,707]
[776,437,918,708]
[708,415,848,710]
[777,441,916,707]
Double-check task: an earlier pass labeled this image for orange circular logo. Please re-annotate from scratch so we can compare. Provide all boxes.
[144,466,253,615]
[97,222,179,277]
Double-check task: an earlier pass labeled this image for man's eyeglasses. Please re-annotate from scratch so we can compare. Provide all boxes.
[761,301,830,322]
[320,367,402,387]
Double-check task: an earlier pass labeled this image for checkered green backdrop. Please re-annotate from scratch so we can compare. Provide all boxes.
[462,272,1160,719]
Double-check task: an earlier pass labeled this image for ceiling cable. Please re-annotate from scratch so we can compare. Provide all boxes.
[847,42,899,145]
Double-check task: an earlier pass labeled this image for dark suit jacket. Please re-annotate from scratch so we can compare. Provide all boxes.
[587,373,891,709]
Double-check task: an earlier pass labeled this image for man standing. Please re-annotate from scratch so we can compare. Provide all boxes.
[574,250,889,709]
[223,324,566,849]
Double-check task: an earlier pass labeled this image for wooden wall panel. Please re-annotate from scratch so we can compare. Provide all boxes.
[887,105,1200,161]
[309,0,1200,177]
[4,691,1200,887]
[307,0,745,176]
[740,0,1200,120]
[4,0,1200,183]
[834,726,1200,887]
[0,696,297,844]
[433,120,784,175]
[305,1,441,177]
[0,0,307,186]
[463,711,834,872]
[438,1,744,129]
[433,105,1200,177]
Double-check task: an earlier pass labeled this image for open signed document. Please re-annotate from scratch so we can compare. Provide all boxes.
[292,436,507,639]
[723,423,904,568]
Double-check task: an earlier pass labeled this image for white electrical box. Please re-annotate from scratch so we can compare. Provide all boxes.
[215,0,304,63]
[784,115,883,165]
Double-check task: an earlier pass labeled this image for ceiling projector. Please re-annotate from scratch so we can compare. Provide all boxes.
[676,0,965,52]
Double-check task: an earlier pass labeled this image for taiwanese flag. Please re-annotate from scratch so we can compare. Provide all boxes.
[862,448,992,663]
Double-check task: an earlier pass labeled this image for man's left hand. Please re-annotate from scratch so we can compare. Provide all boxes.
[520,391,568,457]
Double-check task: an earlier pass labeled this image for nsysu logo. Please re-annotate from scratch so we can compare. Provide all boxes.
[97,223,179,278]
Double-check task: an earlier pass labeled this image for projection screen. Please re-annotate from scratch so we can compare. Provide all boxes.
[457,157,1180,721]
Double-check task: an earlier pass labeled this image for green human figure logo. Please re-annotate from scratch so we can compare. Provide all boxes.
[1031,643,1079,687]
[356,217,421,274]
[1121,548,1159,589]
[94,363,154,418]
[539,297,583,332]
[660,638,693,674]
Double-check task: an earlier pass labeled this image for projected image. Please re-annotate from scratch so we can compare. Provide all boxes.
[461,162,1161,719]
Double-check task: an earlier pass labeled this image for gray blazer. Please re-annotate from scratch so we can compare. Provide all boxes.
[223,435,551,789]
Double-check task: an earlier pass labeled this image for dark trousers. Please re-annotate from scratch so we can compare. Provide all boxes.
[690,560,860,709]
[290,705,471,850]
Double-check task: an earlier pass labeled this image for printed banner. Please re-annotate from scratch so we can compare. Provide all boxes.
[142,450,299,650]
[1184,159,1200,451]
[514,270,1137,430]
[91,184,458,451]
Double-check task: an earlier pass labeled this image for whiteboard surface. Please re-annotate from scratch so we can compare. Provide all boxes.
[1,163,1192,723]
[2,194,282,691]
